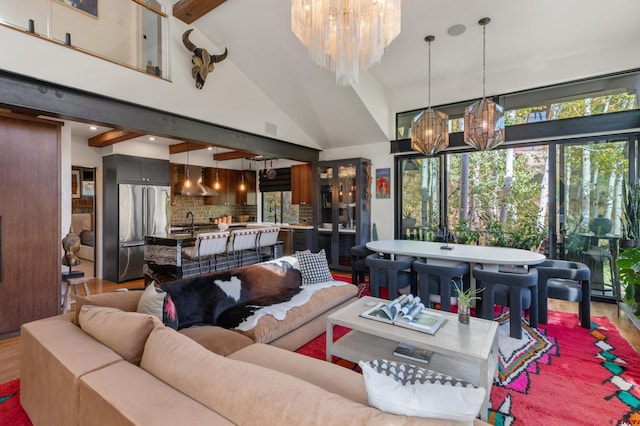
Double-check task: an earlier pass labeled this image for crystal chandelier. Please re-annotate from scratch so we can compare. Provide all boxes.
[463,17,505,151]
[411,35,449,157]
[291,0,402,87]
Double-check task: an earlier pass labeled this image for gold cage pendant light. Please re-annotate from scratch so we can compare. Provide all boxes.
[411,35,449,157]
[463,17,505,151]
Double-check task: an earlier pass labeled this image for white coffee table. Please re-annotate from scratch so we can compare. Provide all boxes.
[326,296,498,421]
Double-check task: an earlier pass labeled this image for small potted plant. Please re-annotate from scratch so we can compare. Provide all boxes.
[454,281,484,324]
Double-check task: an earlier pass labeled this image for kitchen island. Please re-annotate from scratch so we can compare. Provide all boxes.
[144,234,197,285]
[145,223,315,284]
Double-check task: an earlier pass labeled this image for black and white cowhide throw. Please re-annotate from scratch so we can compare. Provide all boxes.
[160,262,302,330]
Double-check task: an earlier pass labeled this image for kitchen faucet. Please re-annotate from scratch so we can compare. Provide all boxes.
[186,211,194,236]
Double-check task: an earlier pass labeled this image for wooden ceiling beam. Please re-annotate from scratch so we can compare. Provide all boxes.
[169,141,211,154]
[213,150,252,161]
[173,0,228,24]
[88,130,144,147]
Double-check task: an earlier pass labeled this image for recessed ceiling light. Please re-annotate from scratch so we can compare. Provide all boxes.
[89,126,98,131]
[208,147,213,150]
[447,24,466,37]
[148,137,156,141]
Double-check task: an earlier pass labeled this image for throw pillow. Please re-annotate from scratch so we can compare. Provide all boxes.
[137,282,178,329]
[296,249,333,285]
[359,359,485,424]
[79,305,161,365]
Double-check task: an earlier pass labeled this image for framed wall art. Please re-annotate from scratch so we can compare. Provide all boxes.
[57,0,98,18]
[71,170,81,198]
[376,168,390,199]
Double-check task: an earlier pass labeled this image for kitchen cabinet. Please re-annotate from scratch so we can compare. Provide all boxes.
[315,158,371,271]
[292,228,313,252]
[203,168,256,205]
[106,154,170,185]
[291,163,313,205]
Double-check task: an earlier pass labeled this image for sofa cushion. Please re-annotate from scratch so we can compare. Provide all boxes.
[234,283,357,344]
[161,262,302,330]
[296,249,334,285]
[74,290,143,325]
[229,343,369,405]
[359,359,486,423]
[79,305,162,365]
[78,360,232,425]
[141,327,431,425]
[179,325,253,356]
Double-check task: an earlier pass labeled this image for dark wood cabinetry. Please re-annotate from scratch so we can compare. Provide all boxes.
[0,113,61,336]
[109,155,170,185]
[291,163,313,205]
[203,168,256,205]
[315,158,371,271]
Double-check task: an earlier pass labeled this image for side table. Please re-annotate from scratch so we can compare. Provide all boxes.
[62,273,91,313]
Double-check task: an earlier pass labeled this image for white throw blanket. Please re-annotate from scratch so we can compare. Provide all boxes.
[235,280,347,331]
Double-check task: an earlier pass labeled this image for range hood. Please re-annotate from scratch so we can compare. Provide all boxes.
[177,165,218,197]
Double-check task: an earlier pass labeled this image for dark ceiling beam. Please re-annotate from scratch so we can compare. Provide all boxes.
[213,150,252,161]
[0,70,319,162]
[88,130,144,147]
[173,0,228,24]
[169,141,209,154]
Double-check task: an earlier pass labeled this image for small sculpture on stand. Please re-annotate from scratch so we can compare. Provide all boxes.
[61,227,81,275]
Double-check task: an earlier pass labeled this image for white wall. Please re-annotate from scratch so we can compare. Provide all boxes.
[0,21,318,150]
[321,142,395,241]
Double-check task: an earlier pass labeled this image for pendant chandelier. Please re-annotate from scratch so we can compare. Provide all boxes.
[291,0,402,87]
[463,17,505,151]
[411,35,449,157]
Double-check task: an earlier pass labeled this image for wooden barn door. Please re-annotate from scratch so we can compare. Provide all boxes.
[0,112,61,336]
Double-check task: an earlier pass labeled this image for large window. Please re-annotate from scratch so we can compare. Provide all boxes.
[262,192,298,224]
[446,146,549,249]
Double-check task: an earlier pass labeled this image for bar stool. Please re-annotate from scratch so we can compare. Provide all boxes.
[412,259,470,312]
[62,276,91,313]
[256,227,281,261]
[474,265,538,339]
[227,228,260,267]
[365,254,416,300]
[183,231,230,273]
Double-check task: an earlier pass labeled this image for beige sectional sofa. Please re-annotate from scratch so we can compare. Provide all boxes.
[21,257,489,425]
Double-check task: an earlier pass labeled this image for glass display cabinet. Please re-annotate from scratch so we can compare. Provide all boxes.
[315,158,371,270]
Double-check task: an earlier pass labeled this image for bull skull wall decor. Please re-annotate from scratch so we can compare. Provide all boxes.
[182,29,228,89]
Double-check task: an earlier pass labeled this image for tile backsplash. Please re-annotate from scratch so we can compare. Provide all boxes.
[171,195,256,224]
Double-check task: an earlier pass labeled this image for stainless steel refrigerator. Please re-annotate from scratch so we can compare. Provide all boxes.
[118,184,171,282]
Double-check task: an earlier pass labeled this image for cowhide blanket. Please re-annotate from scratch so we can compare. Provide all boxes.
[160,261,302,330]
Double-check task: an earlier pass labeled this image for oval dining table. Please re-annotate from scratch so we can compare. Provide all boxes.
[366,239,546,271]
[366,240,547,306]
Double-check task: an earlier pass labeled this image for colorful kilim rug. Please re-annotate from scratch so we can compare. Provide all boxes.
[0,379,30,425]
[296,278,640,425]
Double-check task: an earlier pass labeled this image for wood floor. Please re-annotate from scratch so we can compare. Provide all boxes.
[1,275,639,385]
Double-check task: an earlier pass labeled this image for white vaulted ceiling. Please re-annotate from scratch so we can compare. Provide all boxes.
[178,0,640,150]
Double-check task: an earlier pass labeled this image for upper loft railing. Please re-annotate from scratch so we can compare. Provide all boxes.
[0,0,169,80]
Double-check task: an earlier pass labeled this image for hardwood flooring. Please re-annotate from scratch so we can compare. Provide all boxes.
[1,275,639,385]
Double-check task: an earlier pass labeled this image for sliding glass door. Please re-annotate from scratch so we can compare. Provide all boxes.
[558,139,628,301]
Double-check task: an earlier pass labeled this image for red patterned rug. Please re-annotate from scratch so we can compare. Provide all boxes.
[0,379,30,425]
[296,278,640,425]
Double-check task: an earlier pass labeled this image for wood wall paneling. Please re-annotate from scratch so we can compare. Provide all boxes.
[0,113,61,336]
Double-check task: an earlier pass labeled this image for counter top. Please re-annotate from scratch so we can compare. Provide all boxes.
[245,222,314,230]
[147,234,196,242]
